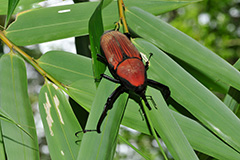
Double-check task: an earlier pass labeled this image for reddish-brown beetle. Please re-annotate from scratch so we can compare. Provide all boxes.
[92,31,170,133]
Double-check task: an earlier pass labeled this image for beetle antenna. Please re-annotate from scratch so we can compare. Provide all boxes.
[145,53,153,70]
[148,53,153,61]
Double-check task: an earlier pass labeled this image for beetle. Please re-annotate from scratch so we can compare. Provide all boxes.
[91,31,170,133]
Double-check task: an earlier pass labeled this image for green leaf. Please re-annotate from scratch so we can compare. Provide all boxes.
[123,94,240,159]
[169,57,228,93]
[126,6,240,92]
[224,59,240,117]
[5,0,20,27]
[133,38,240,153]
[35,48,240,159]
[36,48,240,159]
[172,111,240,160]
[125,0,201,15]
[0,0,41,15]
[37,51,96,109]
[68,79,96,111]
[0,108,33,139]
[38,80,82,160]
[88,0,112,85]
[0,123,6,160]
[77,71,128,160]
[5,0,197,46]
[147,88,198,160]
[38,51,94,86]
[0,53,39,160]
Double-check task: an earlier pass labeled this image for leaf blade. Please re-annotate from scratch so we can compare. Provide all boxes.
[133,38,240,153]
[147,88,198,160]
[5,0,199,46]
[0,53,39,160]
[77,71,128,160]
[38,81,82,160]
[126,6,240,92]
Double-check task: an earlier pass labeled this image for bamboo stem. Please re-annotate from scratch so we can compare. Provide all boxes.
[0,31,67,92]
[118,0,129,33]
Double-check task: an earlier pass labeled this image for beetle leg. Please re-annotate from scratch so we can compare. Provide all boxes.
[146,95,157,108]
[147,79,170,100]
[138,108,145,121]
[141,94,152,110]
[124,33,131,40]
[96,86,125,133]
[97,53,108,65]
[101,74,120,83]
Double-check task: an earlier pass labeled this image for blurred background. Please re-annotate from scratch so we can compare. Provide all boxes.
[1,0,240,159]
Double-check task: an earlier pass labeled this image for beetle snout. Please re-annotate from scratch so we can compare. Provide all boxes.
[134,85,146,96]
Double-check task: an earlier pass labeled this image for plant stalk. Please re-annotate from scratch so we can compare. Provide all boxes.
[118,0,129,33]
[0,31,68,93]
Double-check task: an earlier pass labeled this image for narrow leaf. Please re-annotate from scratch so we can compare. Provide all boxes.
[38,51,96,109]
[126,7,240,92]
[133,38,240,152]
[0,0,41,15]
[0,53,39,160]
[88,0,112,85]
[172,111,240,160]
[0,123,6,160]
[38,51,94,86]
[147,88,198,160]
[224,59,240,117]
[5,0,20,27]
[77,71,128,160]
[5,0,197,46]
[39,80,82,160]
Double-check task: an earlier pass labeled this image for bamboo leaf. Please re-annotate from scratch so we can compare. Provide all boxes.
[0,53,39,160]
[38,80,82,160]
[172,111,240,160]
[133,38,240,153]
[126,7,240,92]
[0,123,6,160]
[88,0,112,85]
[77,71,128,160]
[224,59,240,117]
[38,51,94,85]
[35,46,240,159]
[5,0,197,46]
[37,51,96,109]
[0,0,41,15]
[147,88,198,160]
[5,0,20,27]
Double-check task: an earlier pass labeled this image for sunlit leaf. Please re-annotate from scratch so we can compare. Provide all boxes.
[0,53,39,160]
[147,88,198,160]
[88,0,112,85]
[0,0,41,15]
[77,71,128,160]
[126,6,240,92]
[133,38,240,153]
[5,0,20,27]
[38,51,96,109]
[5,0,197,46]
[39,80,82,160]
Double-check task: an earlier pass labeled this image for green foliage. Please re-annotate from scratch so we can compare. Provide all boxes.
[0,0,240,160]
[0,53,39,159]
[38,81,82,159]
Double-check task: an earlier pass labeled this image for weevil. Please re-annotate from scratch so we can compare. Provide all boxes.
[90,31,170,133]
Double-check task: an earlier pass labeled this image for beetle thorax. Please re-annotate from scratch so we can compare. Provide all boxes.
[116,58,147,92]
